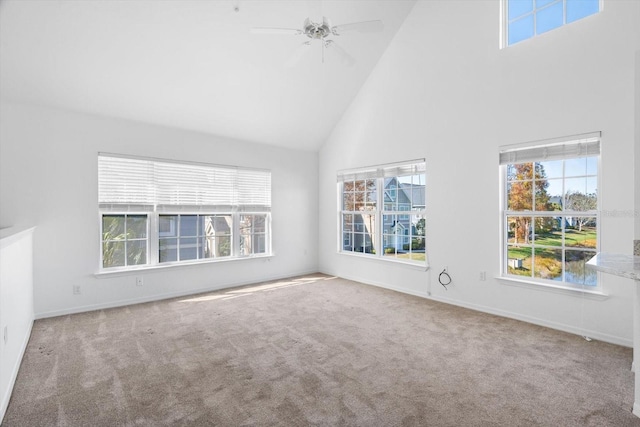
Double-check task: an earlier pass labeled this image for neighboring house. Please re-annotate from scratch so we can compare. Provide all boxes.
[548,196,580,228]
[349,178,425,253]
[383,179,414,251]
[159,215,232,261]
[549,196,562,207]
[205,215,232,257]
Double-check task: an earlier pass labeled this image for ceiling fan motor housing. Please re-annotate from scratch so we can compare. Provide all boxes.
[303,17,332,40]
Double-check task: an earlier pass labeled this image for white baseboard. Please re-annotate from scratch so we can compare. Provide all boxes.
[0,318,33,424]
[35,270,319,320]
[430,293,631,348]
[325,270,632,348]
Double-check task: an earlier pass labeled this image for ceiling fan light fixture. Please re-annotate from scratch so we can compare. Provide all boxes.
[251,16,383,64]
[302,17,332,40]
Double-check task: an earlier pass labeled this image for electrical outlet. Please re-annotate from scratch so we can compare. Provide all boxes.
[479,271,486,281]
[136,277,143,287]
[73,285,81,295]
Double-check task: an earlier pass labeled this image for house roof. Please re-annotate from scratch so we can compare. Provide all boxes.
[383,178,425,208]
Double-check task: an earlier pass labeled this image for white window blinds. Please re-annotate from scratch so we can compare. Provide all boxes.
[98,154,271,211]
[337,159,426,182]
[499,132,600,165]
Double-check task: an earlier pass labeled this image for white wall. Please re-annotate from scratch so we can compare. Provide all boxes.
[319,0,640,346]
[0,101,318,317]
[0,226,34,422]
[636,50,640,247]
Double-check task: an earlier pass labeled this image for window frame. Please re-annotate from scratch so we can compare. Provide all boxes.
[157,213,234,264]
[499,133,601,291]
[500,0,602,48]
[100,213,150,269]
[239,213,271,257]
[98,154,272,273]
[338,160,427,268]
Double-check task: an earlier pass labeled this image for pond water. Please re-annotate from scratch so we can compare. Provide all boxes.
[553,259,598,286]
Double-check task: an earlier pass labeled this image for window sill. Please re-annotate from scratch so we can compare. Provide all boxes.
[338,251,430,271]
[496,276,609,300]
[95,254,274,278]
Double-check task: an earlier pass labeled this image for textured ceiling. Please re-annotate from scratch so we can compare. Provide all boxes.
[0,0,416,151]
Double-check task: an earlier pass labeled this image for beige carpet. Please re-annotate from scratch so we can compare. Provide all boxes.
[3,274,639,426]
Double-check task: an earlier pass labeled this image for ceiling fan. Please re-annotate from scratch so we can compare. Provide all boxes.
[251,17,384,65]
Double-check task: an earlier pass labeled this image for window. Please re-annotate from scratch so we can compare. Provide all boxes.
[338,160,426,266]
[503,0,601,46]
[101,214,148,268]
[98,154,271,271]
[158,214,232,262]
[499,133,600,289]
[240,214,268,256]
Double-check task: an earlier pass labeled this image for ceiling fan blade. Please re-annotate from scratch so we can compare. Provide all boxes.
[325,41,355,67]
[284,42,311,68]
[250,27,303,35]
[332,20,383,35]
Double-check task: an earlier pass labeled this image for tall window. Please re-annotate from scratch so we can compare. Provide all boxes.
[500,133,600,288]
[503,0,601,46]
[98,154,271,270]
[339,160,426,266]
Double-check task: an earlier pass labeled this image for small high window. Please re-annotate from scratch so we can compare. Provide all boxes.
[503,0,601,46]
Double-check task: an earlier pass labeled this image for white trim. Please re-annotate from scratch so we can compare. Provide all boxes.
[0,319,33,424]
[338,250,430,271]
[324,270,629,348]
[634,402,640,418]
[0,226,36,424]
[496,276,608,300]
[40,269,314,319]
[499,0,506,49]
[95,253,275,278]
[0,226,36,249]
[430,292,628,347]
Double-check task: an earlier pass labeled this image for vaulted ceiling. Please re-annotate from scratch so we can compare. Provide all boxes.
[0,0,416,151]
